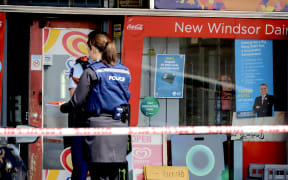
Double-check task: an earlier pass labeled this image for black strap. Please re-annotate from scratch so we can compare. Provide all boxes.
[85,104,130,123]
[86,110,114,117]
[76,58,90,70]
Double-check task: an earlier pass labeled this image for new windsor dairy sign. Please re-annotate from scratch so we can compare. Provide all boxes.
[125,17,288,39]
[175,22,288,36]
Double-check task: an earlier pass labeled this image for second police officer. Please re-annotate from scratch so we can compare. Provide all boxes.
[67,55,91,180]
[60,31,131,180]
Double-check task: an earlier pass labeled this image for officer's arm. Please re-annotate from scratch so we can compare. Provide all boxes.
[70,68,97,108]
[72,77,80,85]
[72,63,83,85]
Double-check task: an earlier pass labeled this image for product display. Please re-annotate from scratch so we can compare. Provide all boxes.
[171,134,227,180]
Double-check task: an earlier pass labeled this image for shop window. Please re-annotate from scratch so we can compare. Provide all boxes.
[139,37,288,127]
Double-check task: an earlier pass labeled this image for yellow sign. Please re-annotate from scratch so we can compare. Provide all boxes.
[114,24,122,38]
[144,166,189,180]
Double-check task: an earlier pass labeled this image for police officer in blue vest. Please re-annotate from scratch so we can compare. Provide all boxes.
[60,31,130,180]
[67,55,91,180]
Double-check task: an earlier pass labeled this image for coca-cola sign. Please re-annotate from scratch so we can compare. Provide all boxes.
[127,24,144,31]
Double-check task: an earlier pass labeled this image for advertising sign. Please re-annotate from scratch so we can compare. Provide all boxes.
[113,24,122,38]
[43,169,74,180]
[43,147,91,180]
[144,166,189,180]
[171,134,227,180]
[44,28,91,57]
[140,96,160,117]
[31,55,42,71]
[0,12,5,121]
[123,16,288,126]
[132,134,163,180]
[43,169,91,180]
[235,39,273,118]
[154,54,185,98]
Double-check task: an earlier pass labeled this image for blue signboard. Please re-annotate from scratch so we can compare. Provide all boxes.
[154,54,185,98]
[235,39,273,118]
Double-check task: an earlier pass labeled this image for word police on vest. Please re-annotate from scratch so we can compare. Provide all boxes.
[108,75,126,81]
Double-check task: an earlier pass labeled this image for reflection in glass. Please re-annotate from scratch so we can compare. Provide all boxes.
[139,37,287,127]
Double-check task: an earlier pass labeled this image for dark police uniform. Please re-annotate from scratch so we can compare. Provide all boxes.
[60,61,131,180]
[67,56,91,180]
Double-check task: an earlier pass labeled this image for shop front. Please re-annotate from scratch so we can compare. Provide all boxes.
[1,13,126,180]
[122,16,288,179]
[0,5,288,179]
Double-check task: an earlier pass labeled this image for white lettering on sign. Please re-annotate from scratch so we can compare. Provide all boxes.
[132,135,152,143]
[175,21,288,37]
[127,24,144,31]
[208,23,261,35]
[108,75,125,81]
[173,21,288,36]
[265,24,288,36]
[175,22,203,33]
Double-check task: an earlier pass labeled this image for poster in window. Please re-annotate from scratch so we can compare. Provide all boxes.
[154,54,185,98]
[235,39,273,118]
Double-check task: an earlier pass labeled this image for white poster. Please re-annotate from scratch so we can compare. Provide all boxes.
[31,55,42,71]
[132,134,163,180]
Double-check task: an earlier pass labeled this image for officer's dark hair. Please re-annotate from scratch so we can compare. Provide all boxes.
[102,41,117,66]
[87,30,108,50]
[87,30,117,66]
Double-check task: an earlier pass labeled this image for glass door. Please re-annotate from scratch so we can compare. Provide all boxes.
[42,28,92,179]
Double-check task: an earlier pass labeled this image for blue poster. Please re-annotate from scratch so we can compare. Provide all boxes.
[154,54,185,98]
[235,39,273,118]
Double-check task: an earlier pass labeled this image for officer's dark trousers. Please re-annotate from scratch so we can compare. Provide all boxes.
[88,162,128,180]
[71,136,88,180]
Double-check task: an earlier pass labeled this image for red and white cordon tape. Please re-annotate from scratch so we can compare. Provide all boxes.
[0,125,287,136]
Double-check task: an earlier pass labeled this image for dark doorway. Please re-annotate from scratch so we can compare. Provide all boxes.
[6,13,30,127]
[6,13,31,169]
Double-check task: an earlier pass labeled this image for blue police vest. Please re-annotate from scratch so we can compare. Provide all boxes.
[86,62,131,115]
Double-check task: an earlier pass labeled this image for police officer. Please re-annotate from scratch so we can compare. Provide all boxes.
[60,31,131,180]
[69,56,90,96]
[67,55,91,180]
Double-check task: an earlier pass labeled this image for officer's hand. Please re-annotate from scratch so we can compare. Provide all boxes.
[58,101,66,109]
